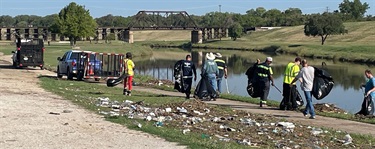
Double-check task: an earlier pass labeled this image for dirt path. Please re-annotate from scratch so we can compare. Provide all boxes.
[0,54,185,149]
[133,86,375,137]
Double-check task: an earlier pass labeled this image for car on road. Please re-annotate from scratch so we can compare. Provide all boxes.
[57,50,102,81]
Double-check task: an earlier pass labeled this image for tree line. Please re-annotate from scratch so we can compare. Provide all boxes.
[0,0,372,28]
[0,0,372,45]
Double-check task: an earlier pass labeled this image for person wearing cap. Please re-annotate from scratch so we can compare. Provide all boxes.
[123,52,135,96]
[202,52,219,93]
[214,53,228,93]
[290,59,316,119]
[254,57,275,107]
[181,55,197,99]
[282,57,301,110]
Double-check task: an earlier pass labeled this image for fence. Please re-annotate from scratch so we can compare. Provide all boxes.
[135,65,175,81]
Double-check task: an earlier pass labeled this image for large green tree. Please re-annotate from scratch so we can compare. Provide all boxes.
[0,15,15,27]
[339,0,370,21]
[56,2,97,46]
[304,13,347,45]
[229,22,243,41]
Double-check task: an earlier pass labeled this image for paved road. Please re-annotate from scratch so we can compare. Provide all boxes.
[0,53,186,149]
[133,86,375,137]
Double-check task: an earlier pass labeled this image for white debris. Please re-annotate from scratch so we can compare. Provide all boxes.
[343,134,352,145]
[165,108,172,113]
[182,129,190,134]
[311,128,323,136]
[277,122,295,129]
[145,116,152,121]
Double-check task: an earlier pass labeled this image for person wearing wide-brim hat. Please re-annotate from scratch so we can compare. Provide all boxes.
[214,53,228,93]
[202,52,219,97]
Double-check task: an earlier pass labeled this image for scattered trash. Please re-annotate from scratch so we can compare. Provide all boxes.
[343,134,353,145]
[165,108,172,113]
[92,97,364,148]
[154,121,163,127]
[201,134,210,139]
[182,129,190,134]
[311,128,323,136]
[49,112,60,115]
[62,110,72,113]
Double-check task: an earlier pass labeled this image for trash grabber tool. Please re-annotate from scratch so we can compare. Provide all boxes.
[274,85,282,94]
[225,78,230,94]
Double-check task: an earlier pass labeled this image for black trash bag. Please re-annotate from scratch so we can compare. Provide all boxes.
[106,72,127,87]
[194,76,218,100]
[312,67,334,100]
[173,60,185,93]
[279,89,304,110]
[247,81,261,98]
[245,62,261,98]
[356,95,375,116]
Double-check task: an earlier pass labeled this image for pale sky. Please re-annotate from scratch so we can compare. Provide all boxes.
[0,0,374,18]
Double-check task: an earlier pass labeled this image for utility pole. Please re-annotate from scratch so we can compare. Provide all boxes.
[326,6,330,13]
[219,5,221,13]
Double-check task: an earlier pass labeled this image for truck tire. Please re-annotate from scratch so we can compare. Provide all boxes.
[12,61,16,68]
[77,72,84,81]
[67,68,73,80]
[57,67,63,78]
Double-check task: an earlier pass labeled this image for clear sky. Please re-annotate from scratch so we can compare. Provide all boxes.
[0,0,374,18]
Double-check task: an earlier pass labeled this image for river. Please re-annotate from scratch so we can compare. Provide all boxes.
[134,49,375,114]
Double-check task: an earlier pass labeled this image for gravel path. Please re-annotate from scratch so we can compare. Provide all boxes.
[0,54,185,149]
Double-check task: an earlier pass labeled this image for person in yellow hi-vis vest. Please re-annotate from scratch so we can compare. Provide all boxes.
[123,52,135,96]
[282,57,301,110]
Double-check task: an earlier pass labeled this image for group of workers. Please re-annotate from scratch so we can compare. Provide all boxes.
[121,52,375,118]
[178,52,228,99]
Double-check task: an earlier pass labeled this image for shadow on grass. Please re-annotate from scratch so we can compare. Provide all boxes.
[88,91,105,95]
[37,75,58,79]
[288,44,302,48]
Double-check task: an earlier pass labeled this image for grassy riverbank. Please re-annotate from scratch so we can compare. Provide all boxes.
[39,76,375,148]
[146,21,375,63]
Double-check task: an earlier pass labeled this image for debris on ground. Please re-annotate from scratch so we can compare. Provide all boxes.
[314,103,347,114]
[94,97,369,148]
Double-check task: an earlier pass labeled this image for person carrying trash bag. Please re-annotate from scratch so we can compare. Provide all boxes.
[178,55,197,99]
[290,59,316,119]
[254,57,275,107]
[281,57,301,110]
[123,52,135,96]
[194,52,219,101]
[202,52,219,93]
[356,69,375,116]
[214,53,228,94]
[245,59,261,98]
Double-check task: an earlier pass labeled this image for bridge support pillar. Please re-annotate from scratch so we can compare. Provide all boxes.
[10,28,16,41]
[191,30,202,44]
[124,30,134,43]
[97,28,103,40]
[0,28,5,40]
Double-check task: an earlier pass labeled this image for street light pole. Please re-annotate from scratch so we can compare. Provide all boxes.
[219,5,221,13]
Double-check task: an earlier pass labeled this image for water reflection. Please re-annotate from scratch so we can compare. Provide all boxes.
[135,50,375,113]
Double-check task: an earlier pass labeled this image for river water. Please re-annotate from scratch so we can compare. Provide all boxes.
[134,50,375,113]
